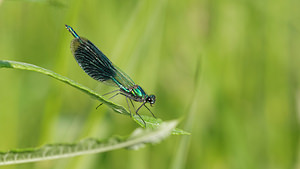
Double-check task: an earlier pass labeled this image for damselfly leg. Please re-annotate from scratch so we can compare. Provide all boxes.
[96,89,120,109]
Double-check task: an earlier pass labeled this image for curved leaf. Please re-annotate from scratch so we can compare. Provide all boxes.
[0,60,130,115]
[0,121,178,166]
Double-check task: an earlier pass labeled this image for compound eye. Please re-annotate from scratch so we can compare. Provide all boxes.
[149,95,156,105]
[147,97,152,102]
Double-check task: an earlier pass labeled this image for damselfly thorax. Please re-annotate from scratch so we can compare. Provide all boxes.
[120,85,156,104]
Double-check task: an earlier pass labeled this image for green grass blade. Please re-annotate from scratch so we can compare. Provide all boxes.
[0,60,190,135]
[0,120,178,166]
[0,60,130,116]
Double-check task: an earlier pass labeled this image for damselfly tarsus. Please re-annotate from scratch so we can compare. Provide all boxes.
[65,25,156,126]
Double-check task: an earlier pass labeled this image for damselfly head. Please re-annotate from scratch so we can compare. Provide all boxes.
[147,95,156,106]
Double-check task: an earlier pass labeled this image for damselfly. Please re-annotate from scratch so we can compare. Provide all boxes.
[65,25,156,126]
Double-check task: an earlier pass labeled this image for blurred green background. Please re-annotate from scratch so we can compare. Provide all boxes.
[0,0,299,168]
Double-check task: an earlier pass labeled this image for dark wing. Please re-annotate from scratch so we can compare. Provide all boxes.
[70,37,136,90]
[71,37,116,82]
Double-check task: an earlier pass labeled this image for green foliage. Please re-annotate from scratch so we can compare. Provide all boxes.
[0,0,299,169]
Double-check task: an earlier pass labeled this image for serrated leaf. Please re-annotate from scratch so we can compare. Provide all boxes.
[0,121,178,166]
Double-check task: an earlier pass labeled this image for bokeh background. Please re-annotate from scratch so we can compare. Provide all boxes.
[0,0,299,169]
